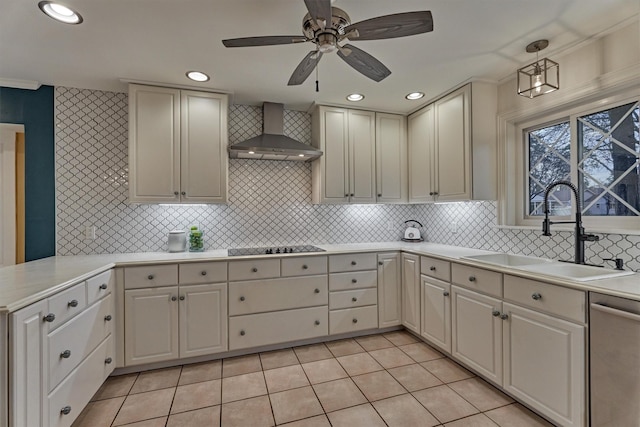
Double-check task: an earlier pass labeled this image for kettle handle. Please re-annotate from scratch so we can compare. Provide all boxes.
[404,220,423,228]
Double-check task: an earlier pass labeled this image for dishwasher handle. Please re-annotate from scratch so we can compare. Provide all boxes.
[590,303,640,322]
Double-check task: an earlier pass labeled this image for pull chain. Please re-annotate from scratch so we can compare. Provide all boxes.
[315,48,319,92]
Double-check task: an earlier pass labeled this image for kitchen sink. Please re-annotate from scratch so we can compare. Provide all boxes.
[516,263,635,282]
[462,253,553,267]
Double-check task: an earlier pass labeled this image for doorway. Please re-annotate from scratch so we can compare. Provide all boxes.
[0,123,25,266]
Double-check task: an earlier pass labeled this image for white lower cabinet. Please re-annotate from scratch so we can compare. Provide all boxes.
[502,302,585,427]
[377,253,401,328]
[401,253,420,334]
[451,285,503,385]
[420,275,451,353]
[179,283,228,358]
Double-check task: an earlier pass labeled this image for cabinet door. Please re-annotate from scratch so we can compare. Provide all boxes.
[348,109,376,203]
[401,253,420,334]
[502,302,585,427]
[451,285,502,384]
[10,300,48,427]
[377,253,401,328]
[376,113,407,203]
[312,107,349,203]
[179,283,228,358]
[408,105,434,203]
[124,287,179,366]
[421,276,451,353]
[180,91,228,203]
[435,85,471,201]
[129,84,181,203]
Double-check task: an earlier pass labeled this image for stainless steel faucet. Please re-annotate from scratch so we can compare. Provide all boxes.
[542,180,600,264]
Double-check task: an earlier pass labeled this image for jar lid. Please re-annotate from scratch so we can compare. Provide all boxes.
[169,230,186,234]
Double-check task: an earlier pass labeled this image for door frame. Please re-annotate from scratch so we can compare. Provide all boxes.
[0,123,24,266]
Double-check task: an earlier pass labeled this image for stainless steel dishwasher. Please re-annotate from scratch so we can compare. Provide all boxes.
[590,292,640,427]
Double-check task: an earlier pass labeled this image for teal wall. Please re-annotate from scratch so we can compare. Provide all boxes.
[0,85,55,261]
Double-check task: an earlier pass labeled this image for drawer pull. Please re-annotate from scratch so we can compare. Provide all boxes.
[443,291,450,297]
[492,310,501,317]
[104,315,112,321]
[147,274,154,280]
[430,266,436,271]
[252,267,258,273]
[201,271,207,276]
[351,279,357,284]
[60,350,71,359]
[105,357,113,364]
[240,330,246,336]
[352,318,358,323]
[302,265,308,270]
[171,296,177,301]
[60,406,72,415]
[99,283,108,290]
[352,297,358,302]
[378,261,383,265]
[468,276,476,282]
[315,320,320,325]
[314,288,320,294]
[351,261,357,266]
[240,296,246,301]
[500,313,509,320]
[531,293,542,300]
[67,299,78,308]
[179,296,185,301]
[43,313,56,323]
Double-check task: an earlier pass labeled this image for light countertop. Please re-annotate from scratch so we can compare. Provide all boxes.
[1,242,638,313]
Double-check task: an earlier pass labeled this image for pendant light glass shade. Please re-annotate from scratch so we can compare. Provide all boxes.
[517,40,559,99]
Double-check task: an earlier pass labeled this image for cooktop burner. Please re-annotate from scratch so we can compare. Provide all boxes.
[227,245,326,256]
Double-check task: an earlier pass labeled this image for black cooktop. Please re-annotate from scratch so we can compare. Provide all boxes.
[227,245,326,256]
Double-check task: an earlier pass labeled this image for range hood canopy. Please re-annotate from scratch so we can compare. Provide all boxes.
[228,102,322,162]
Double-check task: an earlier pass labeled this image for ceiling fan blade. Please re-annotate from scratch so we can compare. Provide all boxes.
[288,51,323,86]
[343,11,433,41]
[222,36,307,48]
[337,44,391,82]
[304,0,332,29]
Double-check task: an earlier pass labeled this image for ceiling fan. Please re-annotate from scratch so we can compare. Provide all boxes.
[222,0,433,86]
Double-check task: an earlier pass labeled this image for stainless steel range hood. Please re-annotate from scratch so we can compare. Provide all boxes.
[228,102,322,162]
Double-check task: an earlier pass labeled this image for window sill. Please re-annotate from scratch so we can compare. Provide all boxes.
[496,224,640,236]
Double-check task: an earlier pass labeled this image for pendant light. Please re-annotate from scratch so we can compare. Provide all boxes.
[517,40,559,99]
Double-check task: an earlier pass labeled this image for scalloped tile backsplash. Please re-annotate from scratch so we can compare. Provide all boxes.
[54,87,640,271]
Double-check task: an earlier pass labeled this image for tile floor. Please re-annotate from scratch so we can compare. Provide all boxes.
[72,332,555,427]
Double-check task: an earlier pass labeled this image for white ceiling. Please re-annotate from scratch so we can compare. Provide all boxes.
[1,0,638,113]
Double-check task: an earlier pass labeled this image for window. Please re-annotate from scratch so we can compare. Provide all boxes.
[521,98,639,229]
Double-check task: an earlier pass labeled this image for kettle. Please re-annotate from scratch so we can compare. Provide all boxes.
[402,220,424,242]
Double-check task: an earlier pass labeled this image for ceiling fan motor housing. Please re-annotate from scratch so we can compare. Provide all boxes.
[303,7,351,52]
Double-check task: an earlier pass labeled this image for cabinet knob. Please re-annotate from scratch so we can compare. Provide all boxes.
[351,279,357,284]
[67,299,78,308]
[60,350,71,359]
[378,261,383,265]
[314,288,320,294]
[201,271,207,276]
[240,296,245,301]
[443,291,450,297]
[240,330,246,336]
[377,193,382,197]
[350,193,354,197]
[315,320,320,325]
[345,194,349,197]
[60,406,72,415]
[352,318,358,323]
[105,357,113,364]
[147,274,154,280]
[302,265,308,270]
[531,293,542,301]
[500,313,509,320]
[468,276,476,282]
[171,296,177,301]
[492,310,501,317]
[252,267,258,272]
[351,261,357,265]
[433,191,439,195]
[429,192,434,196]
[181,191,186,196]
[99,283,108,290]
[174,191,179,196]
[179,296,185,301]
[104,314,112,321]
[43,313,56,323]
[352,297,358,302]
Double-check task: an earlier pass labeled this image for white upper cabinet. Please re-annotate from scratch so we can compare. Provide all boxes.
[376,113,407,203]
[407,82,497,202]
[348,109,376,203]
[128,84,228,204]
[312,106,350,203]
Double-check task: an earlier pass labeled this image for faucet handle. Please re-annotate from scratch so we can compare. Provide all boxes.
[583,234,600,242]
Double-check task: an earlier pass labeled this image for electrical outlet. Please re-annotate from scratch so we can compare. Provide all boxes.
[84,226,96,240]
[450,221,457,233]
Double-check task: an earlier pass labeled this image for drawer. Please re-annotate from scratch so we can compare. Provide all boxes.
[86,270,113,305]
[329,270,377,291]
[229,276,328,316]
[451,263,503,298]
[47,282,87,332]
[329,253,377,273]
[48,335,113,427]
[281,256,328,277]
[329,305,379,335]
[329,288,377,310]
[179,261,227,284]
[124,264,178,289]
[229,306,328,350]
[48,295,113,392]
[504,275,586,323]
[421,256,451,282]
[229,259,280,281]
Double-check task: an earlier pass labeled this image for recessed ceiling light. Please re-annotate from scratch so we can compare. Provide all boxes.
[346,93,364,102]
[38,1,83,24]
[186,71,210,82]
[405,92,425,100]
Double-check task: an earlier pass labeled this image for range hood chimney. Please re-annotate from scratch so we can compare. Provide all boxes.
[228,102,322,162]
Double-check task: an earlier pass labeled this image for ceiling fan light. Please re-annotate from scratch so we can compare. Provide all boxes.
[405,92,425,100]
[38,1,82,24]
[186,71,210,82]
[347,93,364,101]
